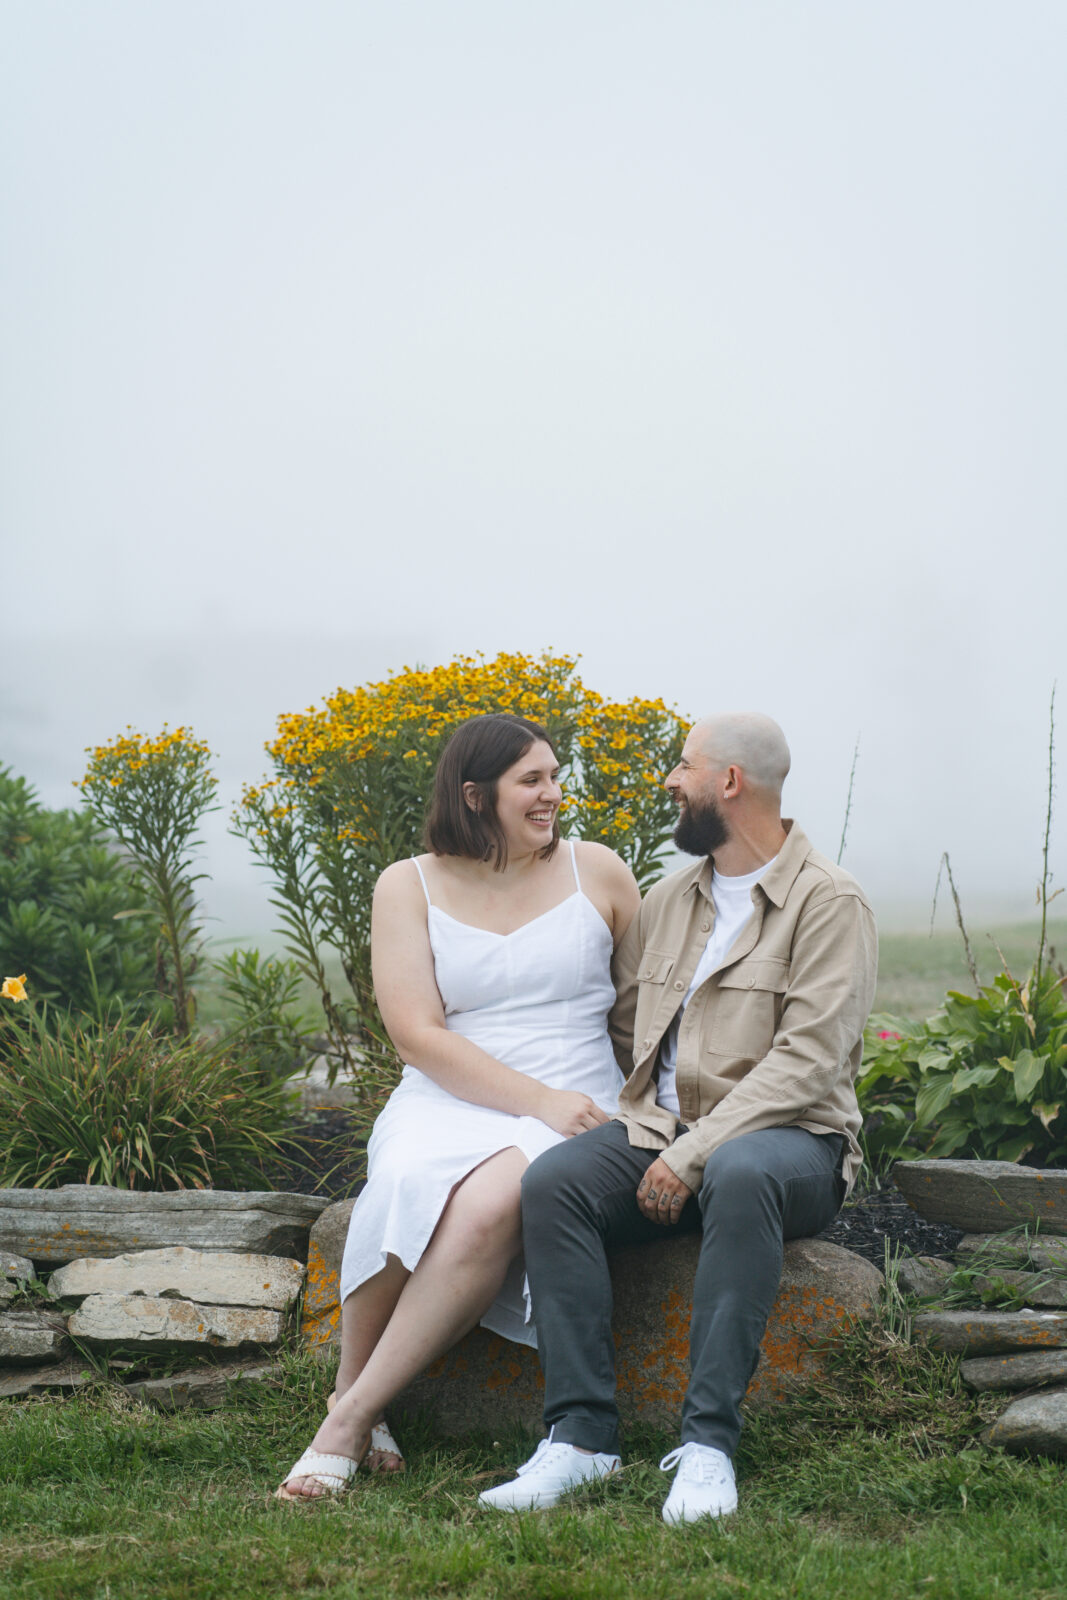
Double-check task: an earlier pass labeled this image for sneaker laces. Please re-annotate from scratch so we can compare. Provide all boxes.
[659,1443,730,1484]
[516,1433,577,1477]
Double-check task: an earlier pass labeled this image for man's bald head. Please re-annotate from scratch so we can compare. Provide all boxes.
[687,714,791,798]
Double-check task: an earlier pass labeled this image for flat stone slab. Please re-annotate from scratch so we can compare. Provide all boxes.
[0,1360,91,1400]
[68,1294,284,1350]
[0,1187,328,1266]
[0,1311,72,1366]
[49,1247,304,1310]
[894,1161,1067,1235]
[125,1360,279,1410]
[968,1270,1067,1309]
[956,1234,1067,1272]
[984,1388,1067,1457]
[390,1237,882,1435]
[962,1350,1067,1392]
[913,1309,1067,1355]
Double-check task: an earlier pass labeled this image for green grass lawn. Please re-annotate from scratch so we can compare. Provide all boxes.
[874,919,1067,1021]
[3,1336,1067,1600]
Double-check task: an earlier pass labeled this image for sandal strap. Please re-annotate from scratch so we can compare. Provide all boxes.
[369,1422,403,1458]
[283,1448,359,1492]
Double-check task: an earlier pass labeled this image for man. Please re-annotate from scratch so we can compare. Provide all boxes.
[479,713,877,1523]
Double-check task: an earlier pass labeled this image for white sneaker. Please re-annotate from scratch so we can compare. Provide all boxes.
[660,1442,738,1524]
[477,1429,621,1511]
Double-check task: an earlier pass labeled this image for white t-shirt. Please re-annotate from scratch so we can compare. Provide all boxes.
[656,855,779,1117]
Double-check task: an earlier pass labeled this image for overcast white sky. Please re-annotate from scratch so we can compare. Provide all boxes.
[2,1,1064,936]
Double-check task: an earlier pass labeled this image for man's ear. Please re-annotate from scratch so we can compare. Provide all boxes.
[723,764,742,800]
[462,781,481,813]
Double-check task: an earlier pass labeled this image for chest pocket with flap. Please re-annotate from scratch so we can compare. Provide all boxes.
[708,957,789,1058]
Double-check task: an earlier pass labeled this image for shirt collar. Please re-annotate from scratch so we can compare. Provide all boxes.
[684,819,812,910]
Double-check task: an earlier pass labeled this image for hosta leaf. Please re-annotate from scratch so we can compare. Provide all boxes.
[1008,1049,1050,1103]
[915,1075,957,1127]
[1033,1102,1062,1132]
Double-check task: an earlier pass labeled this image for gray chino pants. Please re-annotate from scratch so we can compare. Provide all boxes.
[521,1120,845,1458]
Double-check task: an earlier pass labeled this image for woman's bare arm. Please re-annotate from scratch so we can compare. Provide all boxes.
[370,861,607,1137]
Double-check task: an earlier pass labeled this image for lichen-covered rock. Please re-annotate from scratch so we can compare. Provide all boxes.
[894,1161,1067,1235]
[390,1236,881,1435]
[124,1360,279,1410]
[984,1388,1067,1456]
[897,1256,954,1300]
[49,1247,304,1310]
[913,1308,1067,1355]
[67,1294,284,1350]
[0,1187,328,1266]
[0,1310,71,1366]
[962,1350,1067,1392]
[302,1198,356,1351]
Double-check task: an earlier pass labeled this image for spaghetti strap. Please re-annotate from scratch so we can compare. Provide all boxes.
[568,839,582,891]
[411,857,432,907]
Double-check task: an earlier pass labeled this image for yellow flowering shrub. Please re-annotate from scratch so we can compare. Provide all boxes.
[80,727,218,1036]
[236,652,685,1118]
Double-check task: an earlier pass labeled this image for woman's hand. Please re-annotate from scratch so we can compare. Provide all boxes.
[536,1089,610,1138]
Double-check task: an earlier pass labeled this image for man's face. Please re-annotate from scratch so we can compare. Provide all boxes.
[665,736,730,858]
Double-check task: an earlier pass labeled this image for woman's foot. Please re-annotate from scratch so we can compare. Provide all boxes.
[326,1394,405,1473]
[366,1420,405,1474]
[275,1446,363,1502]
[278,1414,372,1501]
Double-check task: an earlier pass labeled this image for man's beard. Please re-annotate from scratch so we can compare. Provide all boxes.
[673,794,729,857]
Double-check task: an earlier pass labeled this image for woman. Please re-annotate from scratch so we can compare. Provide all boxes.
[278,713,640,1499]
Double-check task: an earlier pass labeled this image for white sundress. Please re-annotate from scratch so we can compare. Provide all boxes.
[338,841,623,1345]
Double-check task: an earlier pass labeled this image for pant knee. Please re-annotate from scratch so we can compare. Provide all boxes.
[699,1143,781,1213]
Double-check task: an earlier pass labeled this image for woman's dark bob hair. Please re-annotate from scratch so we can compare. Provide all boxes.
[423,714,560,870]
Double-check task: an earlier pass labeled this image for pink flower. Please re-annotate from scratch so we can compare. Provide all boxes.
[877,1029,903,1041]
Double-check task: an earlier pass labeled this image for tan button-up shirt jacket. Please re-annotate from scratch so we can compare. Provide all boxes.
[609,821,878,1196]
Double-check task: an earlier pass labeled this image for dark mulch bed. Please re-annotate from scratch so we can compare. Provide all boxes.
[817,1184,962,1267]
[265,1109,368,1200]
[267,1111,956,1267]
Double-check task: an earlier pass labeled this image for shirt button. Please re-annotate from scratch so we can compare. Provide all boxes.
[642,1039,651,1051]
[673,980,685,990]
[747,977,756,988]
[701,921,711,932]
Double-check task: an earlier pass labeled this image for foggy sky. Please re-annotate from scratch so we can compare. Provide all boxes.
[2,1,1065,936]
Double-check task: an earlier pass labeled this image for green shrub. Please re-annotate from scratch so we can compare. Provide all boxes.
[0,767,158,1019]
[0,1007,292,1189]
[858,966,1067,1173]
[212,947,316,1085]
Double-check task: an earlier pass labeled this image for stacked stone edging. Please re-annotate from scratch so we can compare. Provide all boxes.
[0,1189,321,1408]
[895,1157,1067,1456]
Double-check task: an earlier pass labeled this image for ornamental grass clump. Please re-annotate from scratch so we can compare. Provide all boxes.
[234,651,685,1130]
[0,992,291,1190]
[79,726,218,1036]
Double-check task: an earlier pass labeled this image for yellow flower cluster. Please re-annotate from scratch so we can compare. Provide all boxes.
[80,726,217,789]
[265,652,580,780]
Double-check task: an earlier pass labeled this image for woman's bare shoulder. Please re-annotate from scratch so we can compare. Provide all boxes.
[571,840,639,892]
[374,857,429,905]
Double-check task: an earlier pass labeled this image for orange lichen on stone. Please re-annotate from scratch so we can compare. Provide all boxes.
[301,1240,343,1347]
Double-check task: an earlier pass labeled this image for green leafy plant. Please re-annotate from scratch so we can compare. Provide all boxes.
[0,767,158,1020]
[212,947,317,1086]
[858,965,1067,1173]
[79,727,219,1036]
[0,1002,292,1190]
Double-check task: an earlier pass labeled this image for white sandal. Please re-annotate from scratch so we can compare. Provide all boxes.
[275,1447,360,1502]
[365,1420,405,1475]
[326,1393,405,1474]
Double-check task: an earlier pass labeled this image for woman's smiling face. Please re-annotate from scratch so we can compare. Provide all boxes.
[480,739,562,855]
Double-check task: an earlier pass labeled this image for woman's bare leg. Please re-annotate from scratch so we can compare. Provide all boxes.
[328,1260,409,1469]
[282,1147,526,1497]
